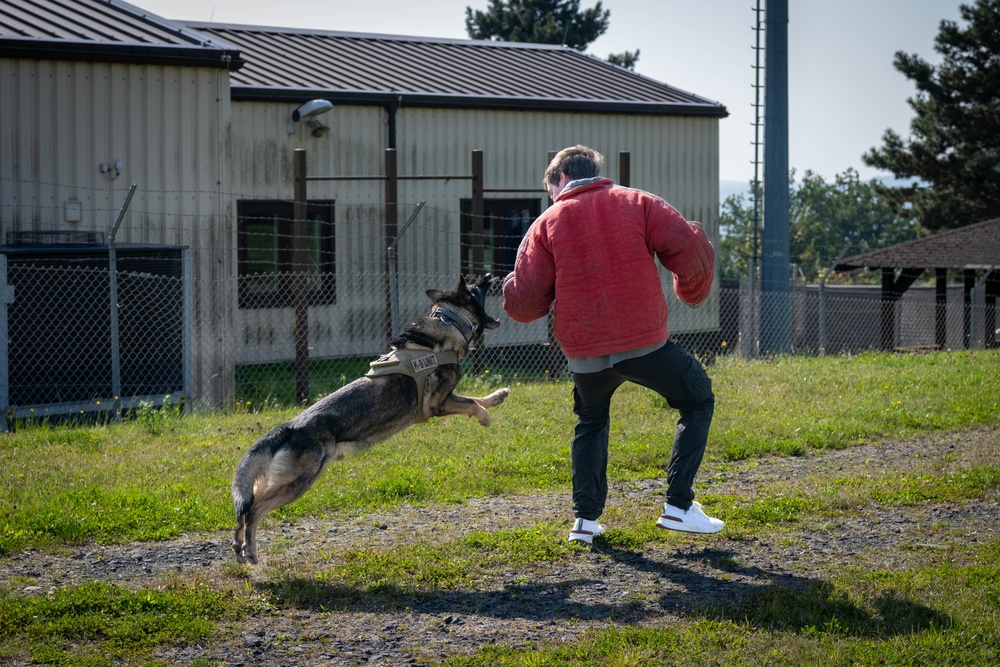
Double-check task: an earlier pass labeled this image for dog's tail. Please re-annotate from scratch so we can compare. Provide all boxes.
[231,425,290,518]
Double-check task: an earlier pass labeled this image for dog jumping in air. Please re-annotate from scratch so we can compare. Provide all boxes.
[231,275,509,564]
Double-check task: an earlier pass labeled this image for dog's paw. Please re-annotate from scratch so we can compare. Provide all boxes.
[488,387,510,406]
[235,543,258,565]
[476,410,492,427]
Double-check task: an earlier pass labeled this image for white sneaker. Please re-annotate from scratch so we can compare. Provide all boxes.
[656,501,724,534]
[568,517,605,544]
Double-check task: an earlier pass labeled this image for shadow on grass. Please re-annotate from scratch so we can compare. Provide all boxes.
[603,545,951,637]
[257,544,949,639]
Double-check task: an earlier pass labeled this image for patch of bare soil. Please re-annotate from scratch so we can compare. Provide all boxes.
[2,426,998,666]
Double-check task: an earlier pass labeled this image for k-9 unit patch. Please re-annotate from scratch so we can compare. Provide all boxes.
[410,354,439,373]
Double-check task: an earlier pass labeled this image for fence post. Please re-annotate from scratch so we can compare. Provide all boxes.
[0,255,10,432]
[935,268,948,349]
[963,269,975,349]
[969,262,1000,350]
[385,148,398,341]
[108,184,137,420]
[293,149,310,403]
[741,256,759,359]
[471,149,484,274]
[618,151,630,188]
[182,248,193,414]
[987,270,999,348]
[388,202,426,335]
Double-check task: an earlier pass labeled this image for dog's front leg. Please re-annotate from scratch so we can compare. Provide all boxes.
[439,387,509,426]
[473,387,510,409]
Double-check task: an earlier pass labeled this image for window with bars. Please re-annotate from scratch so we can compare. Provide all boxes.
[237,200,335,308]
[460,198,539,275]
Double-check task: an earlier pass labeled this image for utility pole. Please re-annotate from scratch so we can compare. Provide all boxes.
[761,0,791,354]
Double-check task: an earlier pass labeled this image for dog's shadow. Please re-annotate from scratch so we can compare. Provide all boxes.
[255,543,948,638]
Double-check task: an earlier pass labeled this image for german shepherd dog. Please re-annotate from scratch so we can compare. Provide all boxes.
[231,275,510,564]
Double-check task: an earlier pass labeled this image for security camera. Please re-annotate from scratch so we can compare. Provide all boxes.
[307,119,330,138]
[292,99,333,122]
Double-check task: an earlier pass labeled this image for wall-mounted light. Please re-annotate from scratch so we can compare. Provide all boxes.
[287,99,333,135]
[99,159,124,180]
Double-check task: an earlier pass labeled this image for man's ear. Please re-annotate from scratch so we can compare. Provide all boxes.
[426,288,444,302]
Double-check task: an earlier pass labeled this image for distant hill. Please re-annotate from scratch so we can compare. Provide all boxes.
[717,175,920,205]
[720,180,750,203]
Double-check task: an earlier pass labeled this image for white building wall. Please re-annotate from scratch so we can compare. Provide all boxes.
[0,57,235,406]
[230,101,721,364]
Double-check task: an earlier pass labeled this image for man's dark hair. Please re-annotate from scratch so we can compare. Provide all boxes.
[544,145,604,187]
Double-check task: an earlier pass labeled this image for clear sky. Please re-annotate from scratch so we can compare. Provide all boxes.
[135,0,965,188]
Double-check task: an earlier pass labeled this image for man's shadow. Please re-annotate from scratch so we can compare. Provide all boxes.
[595,544,948,637]
[256,542,948,638]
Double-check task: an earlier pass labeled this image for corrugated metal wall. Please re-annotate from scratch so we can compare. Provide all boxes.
[0,57,235,406]
[230,102,720,362]
[394,108,721,340]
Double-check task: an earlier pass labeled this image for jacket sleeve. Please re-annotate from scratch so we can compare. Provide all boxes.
[502,218,556,323]
[645,198,715,306]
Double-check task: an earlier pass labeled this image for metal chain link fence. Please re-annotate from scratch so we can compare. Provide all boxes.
[3,202,998,430]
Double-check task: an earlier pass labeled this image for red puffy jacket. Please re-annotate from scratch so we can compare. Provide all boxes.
[501,178,714,359]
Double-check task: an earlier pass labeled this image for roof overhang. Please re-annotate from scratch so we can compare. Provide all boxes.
[0,36,244,70]
[232,85,729,117]
[836,218,1000,273]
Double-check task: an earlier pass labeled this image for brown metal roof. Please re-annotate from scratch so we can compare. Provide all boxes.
[0,0,243,68]
[1,0,725,114]
[836,218,1000,272]
[186,22,728,117]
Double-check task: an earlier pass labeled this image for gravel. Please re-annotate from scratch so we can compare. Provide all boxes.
[2,426,997,666]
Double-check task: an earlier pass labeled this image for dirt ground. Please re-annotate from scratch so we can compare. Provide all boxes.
[2,426,998,666]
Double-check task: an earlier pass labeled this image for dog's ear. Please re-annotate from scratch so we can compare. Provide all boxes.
[426,288,444,302]
[455,275,469,294]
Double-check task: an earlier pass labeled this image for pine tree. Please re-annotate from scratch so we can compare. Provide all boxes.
[863,0,1000,232]
[465,0,610,51]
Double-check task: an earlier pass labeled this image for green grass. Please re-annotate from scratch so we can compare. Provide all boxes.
[709,350,999,458]
[0,350,998,665]
[1,350,996,555]
[0,580,242,666]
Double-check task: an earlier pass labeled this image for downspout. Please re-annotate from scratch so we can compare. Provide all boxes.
[386,97,400,149]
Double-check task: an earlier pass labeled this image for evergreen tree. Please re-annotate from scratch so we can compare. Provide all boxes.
[863,0,1000,232]
[607,49,640,70]
[465,0,609,51]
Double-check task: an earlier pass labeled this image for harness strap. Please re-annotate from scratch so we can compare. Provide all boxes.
[366,349,460,423]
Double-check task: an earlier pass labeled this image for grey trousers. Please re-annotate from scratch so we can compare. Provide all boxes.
[570,339,715,521]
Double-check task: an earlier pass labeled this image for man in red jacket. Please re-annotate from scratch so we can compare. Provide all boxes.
[502,145,723,544]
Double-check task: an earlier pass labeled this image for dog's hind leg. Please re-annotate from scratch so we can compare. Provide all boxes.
[232,514,249,563]
[238,447,327,564]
